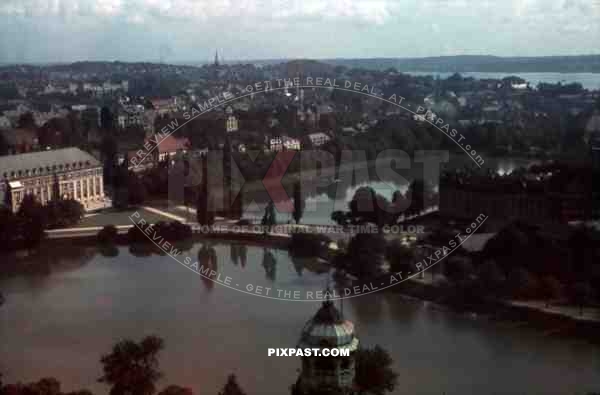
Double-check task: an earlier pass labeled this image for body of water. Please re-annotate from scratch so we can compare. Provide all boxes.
[404,71,600,91]
[242,155,538,225]
[1,243,599,394]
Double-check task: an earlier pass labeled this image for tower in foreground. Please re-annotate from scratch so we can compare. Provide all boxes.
[292,298,359,395]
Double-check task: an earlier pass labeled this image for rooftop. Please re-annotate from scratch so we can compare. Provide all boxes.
[0,147,101,179]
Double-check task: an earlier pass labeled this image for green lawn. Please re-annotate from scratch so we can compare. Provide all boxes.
[76,207,172,228]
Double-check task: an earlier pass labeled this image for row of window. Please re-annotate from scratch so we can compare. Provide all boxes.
[11,177,103,206]
[3,162,96,179]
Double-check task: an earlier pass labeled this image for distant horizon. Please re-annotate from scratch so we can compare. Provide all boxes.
[2,53,600,67]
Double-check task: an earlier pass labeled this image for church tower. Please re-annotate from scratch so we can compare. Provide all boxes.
[214,50,220,67]
[292,297,359,394]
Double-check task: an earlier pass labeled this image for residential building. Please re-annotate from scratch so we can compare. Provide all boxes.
[152,135,191,162]
[269,136,301,152]
[439,163,592,224]
[0,147,105,212]
[151,98,178,116]
[283,136,301,151]
[269,137,283,152]
[0,128,39,154]
[117,104,146,129]
[307,132,331,147]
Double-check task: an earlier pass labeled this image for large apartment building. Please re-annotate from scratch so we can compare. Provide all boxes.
[0,147,105,213]
[439,163,592,225]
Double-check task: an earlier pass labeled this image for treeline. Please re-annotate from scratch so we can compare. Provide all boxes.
[0,336,244,395]
[324,55,600,73]
[0,196,83,251]
[0,335,399,395]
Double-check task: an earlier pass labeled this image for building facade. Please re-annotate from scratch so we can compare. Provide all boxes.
[0,147,105,212]
[439,164,592,224]
[307,132,331,147]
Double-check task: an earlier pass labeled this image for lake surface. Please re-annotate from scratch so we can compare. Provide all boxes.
[1,243,600,395]
[242,155,538,224]
[404,71,600,91]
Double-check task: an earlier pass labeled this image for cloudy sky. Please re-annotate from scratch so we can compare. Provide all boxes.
[0,0,599,63]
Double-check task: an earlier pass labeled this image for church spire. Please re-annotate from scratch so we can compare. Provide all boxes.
[214,50,220,67]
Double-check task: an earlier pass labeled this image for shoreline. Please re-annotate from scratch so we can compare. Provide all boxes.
[3,229,600,342]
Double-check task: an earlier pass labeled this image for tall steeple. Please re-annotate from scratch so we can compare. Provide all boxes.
[214,50,220,67]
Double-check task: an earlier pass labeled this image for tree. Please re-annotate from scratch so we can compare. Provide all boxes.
[477,260,506,297]
[444,255,473,284]
[261,200,276,232]
[99,335,164,395]
[354,346,398,395]
[348,187,389,228]
[0,132,9,156]
[157,385,194,395]
[45,199,84,228]
[17,112,36,129]
[196,185,214,226]
[507,267,540,300]
[229,187,244,220]
[111,163,131,210]
[101,106,114,131]
[541,275,564,307]
[101,135,118,188]
[292,181,304,224]
[385,240,416,278]
[127,172,147,206]
[17,194,46,249]
[331,210,349,226]
[98,225,118,245]
[570,282,594,316]
[343,233,386,278]
[405,179,428,216]
[0,377,91,395]
[218,374,246,395]
[0,207,19,248]
[196,156,214,226]
[390,190,408,222]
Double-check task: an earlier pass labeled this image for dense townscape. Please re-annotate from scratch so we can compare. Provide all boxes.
[1,55,600,395]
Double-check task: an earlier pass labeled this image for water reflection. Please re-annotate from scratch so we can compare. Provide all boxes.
[2,240,600,395]
[262,248,277,282]
[198,243,218,291]
[230,244,248,268]
[243,155,536,224]
[99,244,119,258]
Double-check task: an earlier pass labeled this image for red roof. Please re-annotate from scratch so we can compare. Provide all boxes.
[153,135,190,153]
[151,99,173,109]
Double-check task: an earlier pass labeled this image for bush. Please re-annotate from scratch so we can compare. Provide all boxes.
[289,233,331,258]
[45,199,84,228]
[98,225,118,244]
[128,221,192,244]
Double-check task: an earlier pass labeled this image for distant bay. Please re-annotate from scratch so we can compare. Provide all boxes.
[403,71,600,91]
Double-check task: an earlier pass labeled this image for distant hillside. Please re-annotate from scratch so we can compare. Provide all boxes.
[321,55,600,73]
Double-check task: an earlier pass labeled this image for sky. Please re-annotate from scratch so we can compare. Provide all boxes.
[0,0,599,63]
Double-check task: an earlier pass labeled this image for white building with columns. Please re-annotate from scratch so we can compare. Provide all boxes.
[0,147,105,213]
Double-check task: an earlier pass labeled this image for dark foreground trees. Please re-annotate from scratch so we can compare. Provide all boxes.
[354,346,398,395]
[218,374,246,395]
[99,335,164,395]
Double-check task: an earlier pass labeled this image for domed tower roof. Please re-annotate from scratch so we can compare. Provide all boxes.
[298,300,359,351]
